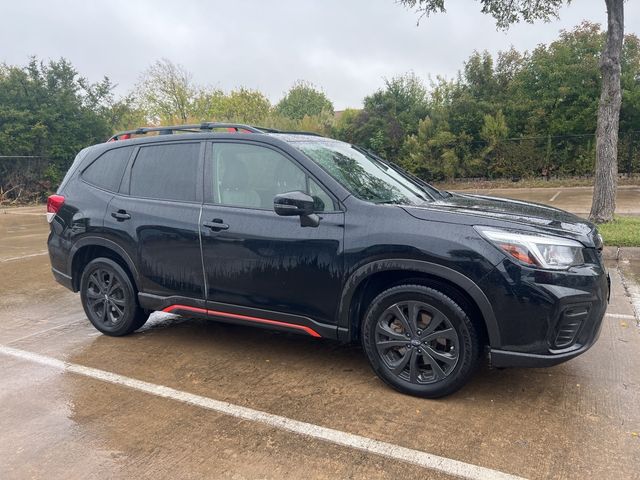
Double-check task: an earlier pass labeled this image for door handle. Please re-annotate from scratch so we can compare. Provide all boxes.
[111,210,131,221]
[203,219,229,231]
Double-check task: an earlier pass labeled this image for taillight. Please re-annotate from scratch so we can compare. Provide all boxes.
[46,194,65,223]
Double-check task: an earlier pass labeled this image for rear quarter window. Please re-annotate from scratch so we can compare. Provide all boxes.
[82,146,134,192]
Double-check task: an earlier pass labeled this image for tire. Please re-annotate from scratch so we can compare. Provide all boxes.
[80,258,149,336]
[361,284,481,398]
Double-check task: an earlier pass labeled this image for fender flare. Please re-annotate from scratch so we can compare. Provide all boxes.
[67,236,140,291]
[337,259,500,346]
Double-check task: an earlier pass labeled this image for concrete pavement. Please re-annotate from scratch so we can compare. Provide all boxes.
[1,205,639,479]
[451,185,640,216]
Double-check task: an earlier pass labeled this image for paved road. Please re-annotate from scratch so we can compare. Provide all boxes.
[1,206,639,480]
[451,185,640,216]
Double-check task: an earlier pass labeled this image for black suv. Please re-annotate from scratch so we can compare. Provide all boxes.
[47,123,609,398]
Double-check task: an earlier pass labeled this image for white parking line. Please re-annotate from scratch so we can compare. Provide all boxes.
[0,345,525,480]
[549,191,561,202]
[605,313,635,319]
[1,210,45,216]
[6,321,83,345]
[0,251,48,263]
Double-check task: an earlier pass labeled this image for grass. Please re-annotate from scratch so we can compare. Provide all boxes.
[598,216,640,247]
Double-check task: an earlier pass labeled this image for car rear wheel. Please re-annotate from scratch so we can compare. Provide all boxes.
[80,258,149,336]
[361,284,481,398]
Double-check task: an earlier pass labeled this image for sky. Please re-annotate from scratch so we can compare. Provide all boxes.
[2,0,639,110]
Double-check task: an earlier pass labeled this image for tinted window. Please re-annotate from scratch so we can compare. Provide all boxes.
[309,178,334,212]
[82,146,133,192]
[212,143,335,211]
[298,141,429,205]
[130,143,200,202]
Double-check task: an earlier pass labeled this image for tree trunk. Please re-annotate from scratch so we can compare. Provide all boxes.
[590,0,624,224]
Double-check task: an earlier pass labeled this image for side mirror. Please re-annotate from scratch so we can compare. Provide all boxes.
[273,191,320,227]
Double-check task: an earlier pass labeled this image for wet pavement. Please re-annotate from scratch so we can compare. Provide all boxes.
[452,185,640,216]
[1,205,639,480]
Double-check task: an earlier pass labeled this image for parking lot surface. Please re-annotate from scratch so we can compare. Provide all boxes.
[1,204,639,480]
[452,185,640,216]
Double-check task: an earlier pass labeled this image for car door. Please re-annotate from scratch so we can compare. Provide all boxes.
[104,140,206,300]
[200,140,345,331]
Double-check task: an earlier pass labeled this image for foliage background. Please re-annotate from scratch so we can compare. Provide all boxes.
[1,23,639,203]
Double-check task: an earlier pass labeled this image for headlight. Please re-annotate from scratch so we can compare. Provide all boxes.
[475,227,585,270]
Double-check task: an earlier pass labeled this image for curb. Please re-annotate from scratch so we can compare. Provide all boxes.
[602,247,640,261]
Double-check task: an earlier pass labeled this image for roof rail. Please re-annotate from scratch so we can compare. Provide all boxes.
[278,130,325,137]
[107,123,265,142]
[253,126,325,137]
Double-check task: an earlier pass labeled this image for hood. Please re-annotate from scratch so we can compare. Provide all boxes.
[402,193,598,246]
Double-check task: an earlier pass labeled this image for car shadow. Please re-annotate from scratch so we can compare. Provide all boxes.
[68,311,571,406]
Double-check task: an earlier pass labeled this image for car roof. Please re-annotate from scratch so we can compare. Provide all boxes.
[100,124,346,155]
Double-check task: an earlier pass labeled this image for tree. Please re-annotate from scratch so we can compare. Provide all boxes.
[276,80,334,120]
[0,58,113,171]
[590,0,623,222]
[481,110,516,178]
[103,94,147,133]
[401,117,461,180]
[335,73,429,160]
[137,59,196,124]
[192,88,226,122]
[332,108,362,143]
[400,0,625,223]
[0,57,115,200]
[221,88,271,124]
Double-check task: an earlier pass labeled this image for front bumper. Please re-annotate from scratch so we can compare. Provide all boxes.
[490,318,603,367]
[480,256,609,368]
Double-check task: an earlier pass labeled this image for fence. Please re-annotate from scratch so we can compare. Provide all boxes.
[0,156,51,205]
[495,131,640,179]
[404,131,640,182]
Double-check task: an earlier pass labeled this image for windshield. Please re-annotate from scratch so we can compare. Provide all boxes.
[297,141,433,205]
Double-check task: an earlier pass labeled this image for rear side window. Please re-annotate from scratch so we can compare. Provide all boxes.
[130,143,201,202]
[82,146,133,192]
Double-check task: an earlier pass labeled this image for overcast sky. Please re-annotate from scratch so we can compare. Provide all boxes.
[2,1,638,109]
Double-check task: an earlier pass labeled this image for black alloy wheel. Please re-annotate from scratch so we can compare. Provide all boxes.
[80,258,149,336]
[375,300,459,384]
[362,284,481,398]
[85,267,127,326]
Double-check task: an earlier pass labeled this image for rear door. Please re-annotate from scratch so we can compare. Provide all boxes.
[200,140,345,331]
[104,140,206,300]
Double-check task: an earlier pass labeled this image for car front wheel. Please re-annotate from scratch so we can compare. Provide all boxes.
[362,284,481,398]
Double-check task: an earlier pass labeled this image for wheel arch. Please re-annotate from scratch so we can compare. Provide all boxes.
[337,259,500,347]
[68,237,140,292]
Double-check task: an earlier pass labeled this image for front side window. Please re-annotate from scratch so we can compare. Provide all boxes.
[130,143,200,202]
[82,146,134,192]
[297,141,430,205]
[212,143,335,212]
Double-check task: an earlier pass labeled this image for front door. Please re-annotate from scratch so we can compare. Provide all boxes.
[200,141,344,331]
